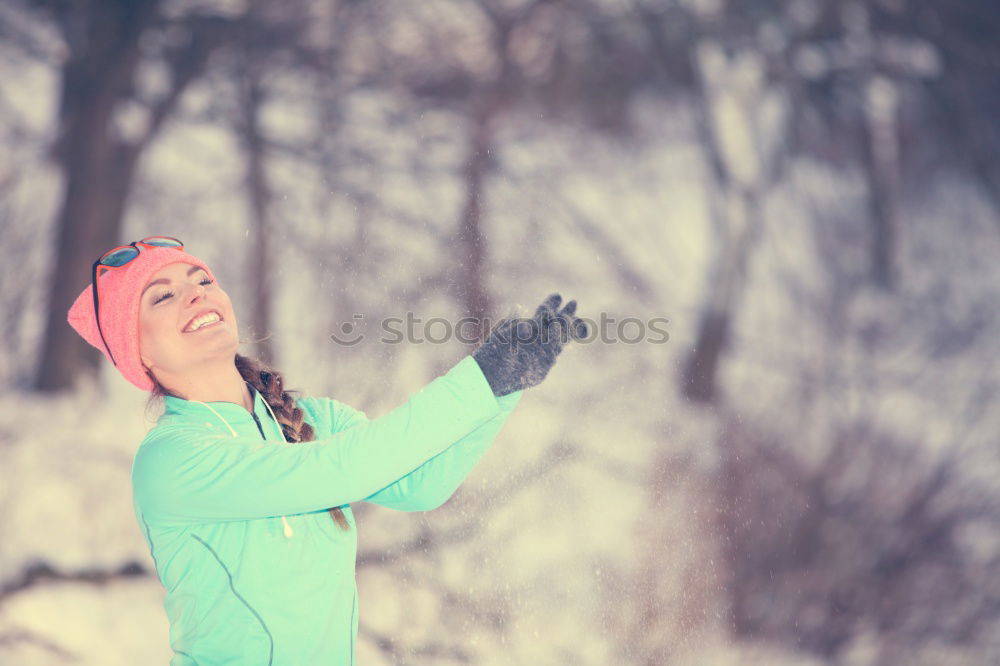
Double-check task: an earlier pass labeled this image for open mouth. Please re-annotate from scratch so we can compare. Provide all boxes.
[183,310,223,333]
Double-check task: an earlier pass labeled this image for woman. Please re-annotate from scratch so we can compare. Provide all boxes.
[66,237,587,665]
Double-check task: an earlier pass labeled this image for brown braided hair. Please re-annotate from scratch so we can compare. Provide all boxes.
[144,353,351,531]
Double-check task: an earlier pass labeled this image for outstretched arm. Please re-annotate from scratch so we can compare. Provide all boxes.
[321,389,523,512]
[133,355,503,525]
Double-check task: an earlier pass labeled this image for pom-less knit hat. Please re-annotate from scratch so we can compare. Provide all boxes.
[67,245,218,392]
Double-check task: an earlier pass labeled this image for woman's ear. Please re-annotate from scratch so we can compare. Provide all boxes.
[141,360,158,385]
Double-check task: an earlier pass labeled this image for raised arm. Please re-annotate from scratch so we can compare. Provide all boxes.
[318,388,523,512]
[132,355,501,525]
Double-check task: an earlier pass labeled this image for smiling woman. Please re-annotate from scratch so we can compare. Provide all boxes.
[64,237,585,664]
[137,261,252,410]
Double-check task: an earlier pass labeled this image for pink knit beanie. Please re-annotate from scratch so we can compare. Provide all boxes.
[67,245,218,392]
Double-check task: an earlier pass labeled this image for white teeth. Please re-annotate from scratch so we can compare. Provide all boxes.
[185,312,221,332]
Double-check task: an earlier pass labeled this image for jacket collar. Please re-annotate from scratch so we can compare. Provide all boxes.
[163,381,263,417]
[159,382,282,440]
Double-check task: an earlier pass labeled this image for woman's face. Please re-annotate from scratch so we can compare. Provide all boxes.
[138,261,240,378]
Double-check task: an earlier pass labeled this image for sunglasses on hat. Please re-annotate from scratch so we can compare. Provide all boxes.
[91,236,184,366]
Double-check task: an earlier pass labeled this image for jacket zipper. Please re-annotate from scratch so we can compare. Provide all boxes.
[250,411,267,439]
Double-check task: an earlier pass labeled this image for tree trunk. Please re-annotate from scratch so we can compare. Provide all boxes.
[862,75,900,291]
[455,107,494,339]
[33,2,236,392]
[34,1,156,392]
[238,58,275,366]
[680,46,765,404]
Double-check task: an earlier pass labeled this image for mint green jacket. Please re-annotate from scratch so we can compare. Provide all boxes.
[131,355,523,665]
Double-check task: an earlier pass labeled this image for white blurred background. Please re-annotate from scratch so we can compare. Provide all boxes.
[0,1,998,664]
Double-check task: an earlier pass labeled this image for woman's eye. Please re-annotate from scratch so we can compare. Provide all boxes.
[153,290,174,305]
[152,278,213,305]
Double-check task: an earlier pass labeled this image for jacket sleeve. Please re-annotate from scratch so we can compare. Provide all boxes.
[320,388,523,512]
[132,355,502,525]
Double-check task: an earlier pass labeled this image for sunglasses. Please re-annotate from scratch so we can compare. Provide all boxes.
[91,236,184,366]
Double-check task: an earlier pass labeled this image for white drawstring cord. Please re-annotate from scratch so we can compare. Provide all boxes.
[193,400,238,437]
[191,386,295,538]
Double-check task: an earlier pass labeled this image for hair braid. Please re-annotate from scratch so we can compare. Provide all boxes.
[235,354,351,531]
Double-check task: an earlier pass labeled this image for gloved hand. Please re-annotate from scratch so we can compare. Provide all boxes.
[472,293,589,397]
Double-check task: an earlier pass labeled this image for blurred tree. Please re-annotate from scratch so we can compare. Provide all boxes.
[389,0,656,338]
[220,1,340,367]
[902,2,1000,220]
[401,0,566,335]
[24,0,357,390]
[233,32,277,366]
[615,1,1000,662]
[26,0,244,391]
[627,1,785,403]
[631,0,977,400]
[714,408,1000,662]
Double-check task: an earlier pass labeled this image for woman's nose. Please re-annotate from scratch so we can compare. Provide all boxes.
[187,283,207,303]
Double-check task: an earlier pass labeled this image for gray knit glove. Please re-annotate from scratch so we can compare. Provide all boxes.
[472,293,588,397]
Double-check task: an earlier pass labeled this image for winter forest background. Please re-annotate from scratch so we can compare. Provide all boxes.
[0,0,998,664]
